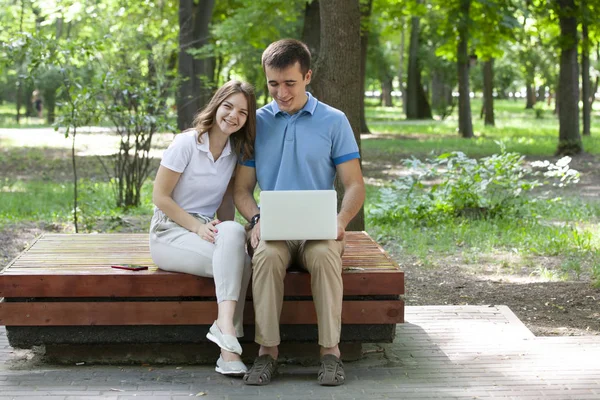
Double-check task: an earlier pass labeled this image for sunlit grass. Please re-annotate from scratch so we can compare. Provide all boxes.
[0,179,154,228]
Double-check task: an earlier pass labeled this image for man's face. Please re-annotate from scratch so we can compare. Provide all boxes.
[265,62,312,115]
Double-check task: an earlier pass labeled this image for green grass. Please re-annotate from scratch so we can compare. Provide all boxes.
[363,99,600,157]
[0,103,50,128]
[0,179,154,230]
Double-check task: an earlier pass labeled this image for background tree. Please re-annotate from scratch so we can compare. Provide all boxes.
[554,0,582,155]
[456,0,473,138]
[311,0,364,230]
[177,0,216,131]
[359,0,374,133]
[405,1,432,120]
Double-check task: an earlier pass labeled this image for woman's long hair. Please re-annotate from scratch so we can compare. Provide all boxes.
[190,80,256,161]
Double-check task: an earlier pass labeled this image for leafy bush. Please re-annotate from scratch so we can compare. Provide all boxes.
[369,146,580,225]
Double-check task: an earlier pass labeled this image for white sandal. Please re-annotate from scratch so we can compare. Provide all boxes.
[206,321,243,355]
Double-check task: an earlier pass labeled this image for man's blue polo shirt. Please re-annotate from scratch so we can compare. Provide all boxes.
[242,92,360,191]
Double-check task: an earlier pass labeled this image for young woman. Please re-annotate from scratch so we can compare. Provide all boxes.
[150,81,256,376]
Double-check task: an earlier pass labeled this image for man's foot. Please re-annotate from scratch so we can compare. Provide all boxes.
[317,354,345,386]
[243,355,278,385]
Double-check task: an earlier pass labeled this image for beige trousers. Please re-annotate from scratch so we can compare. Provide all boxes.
[251,239,345,348]
[149,209,252,337]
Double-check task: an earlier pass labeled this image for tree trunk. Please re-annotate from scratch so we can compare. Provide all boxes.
[581,0,591,136]
[381,78,394,107]
[302,0,320,95]
[359,0,373,134]
[457,0,473,138]
[482,59,495,126]
[193,1,216,108]
[311,0,363,231]
[302,0,321,61]
[537,85,546,102]
[16,81,22,124]
[431,70,453,119]
[399,17,407,115]
[406,16,419,119]
[406,15,432,120]
[176,0,216,132]
[525,82,535,109]
[556,0,582,155]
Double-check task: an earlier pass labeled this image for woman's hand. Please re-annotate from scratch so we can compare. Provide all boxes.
[196,219,220,243]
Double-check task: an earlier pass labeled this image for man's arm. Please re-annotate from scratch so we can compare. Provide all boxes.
[216,177,235,221]
[335,158,366,240]
[233,164,262,248]
[233,164,260,220]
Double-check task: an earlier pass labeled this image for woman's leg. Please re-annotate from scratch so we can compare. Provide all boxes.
[150,214,249,363]
[149,212,215,276]
[211,221,251,361]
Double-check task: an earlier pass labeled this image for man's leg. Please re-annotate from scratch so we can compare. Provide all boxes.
[300,239,345,356]
[301,239,346,386]
[244,240,295,385]
[251,240,293,357]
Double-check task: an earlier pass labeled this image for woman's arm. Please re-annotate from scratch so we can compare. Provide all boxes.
[152,165,205,234]
[216,176,235,221]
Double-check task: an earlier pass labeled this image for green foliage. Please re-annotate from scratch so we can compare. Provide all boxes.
[0,178,153,230]
[369,146,579,225]
[101,59,176,208]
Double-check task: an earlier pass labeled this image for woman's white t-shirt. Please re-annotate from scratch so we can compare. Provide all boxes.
[160,130,237,217]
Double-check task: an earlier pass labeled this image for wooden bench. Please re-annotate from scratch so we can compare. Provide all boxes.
[0,232,404,350]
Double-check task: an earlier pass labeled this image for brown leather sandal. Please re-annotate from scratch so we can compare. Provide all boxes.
[318,354,345,386]
[243,355,278,385]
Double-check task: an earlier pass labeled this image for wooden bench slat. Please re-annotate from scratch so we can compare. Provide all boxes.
[1,232,404,298]
[0,270,404,297]
[0,299,404,325]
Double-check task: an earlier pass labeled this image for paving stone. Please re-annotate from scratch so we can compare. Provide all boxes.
[1,306,599,399]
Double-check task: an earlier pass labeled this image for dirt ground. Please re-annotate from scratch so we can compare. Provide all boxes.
[1,129,599,337]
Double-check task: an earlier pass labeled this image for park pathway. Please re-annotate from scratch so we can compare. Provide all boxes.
[1,305,599,399]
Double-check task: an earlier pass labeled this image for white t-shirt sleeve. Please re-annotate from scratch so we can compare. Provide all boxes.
[160,133,194,173]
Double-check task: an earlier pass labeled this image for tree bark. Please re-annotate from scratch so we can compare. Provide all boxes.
[176,0,216,132]
[581,0,591,136]
[311,0,363,231]
[302,0,321,63]
[482,59,495,126]
[359,0,373,134]
[556,0,582,155]
[537,85,546,102]
[381,78,394,107]
[457,0,473,138]
[525,82,536,109]
[406,15,432,120]
[399,17,407,115]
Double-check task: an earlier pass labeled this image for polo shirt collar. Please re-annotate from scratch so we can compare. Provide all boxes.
[271,92,317,116]
[196,131,232,158]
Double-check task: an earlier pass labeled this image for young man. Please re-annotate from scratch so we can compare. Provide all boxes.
[233,39,365,386]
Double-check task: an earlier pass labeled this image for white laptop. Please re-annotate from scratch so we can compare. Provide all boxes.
[260,190,337,241]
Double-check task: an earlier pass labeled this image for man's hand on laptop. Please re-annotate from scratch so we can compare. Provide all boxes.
[250,221,261,249]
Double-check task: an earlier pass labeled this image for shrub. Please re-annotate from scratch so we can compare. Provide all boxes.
[369,146,580,225]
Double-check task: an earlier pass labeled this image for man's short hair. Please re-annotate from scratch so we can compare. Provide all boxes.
[262,39,311,76]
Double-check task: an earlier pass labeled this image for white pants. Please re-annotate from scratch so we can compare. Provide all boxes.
[149,209,252,337]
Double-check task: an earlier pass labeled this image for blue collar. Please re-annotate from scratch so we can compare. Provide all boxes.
[270,92,317,116]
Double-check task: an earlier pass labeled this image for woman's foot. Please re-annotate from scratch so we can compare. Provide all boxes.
[206,320,243,355]
[221,348,242,362]
[215,354,247,376]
